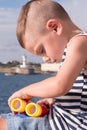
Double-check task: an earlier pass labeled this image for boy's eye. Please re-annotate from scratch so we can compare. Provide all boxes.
[38,46,45,56]
[40,48,44,55]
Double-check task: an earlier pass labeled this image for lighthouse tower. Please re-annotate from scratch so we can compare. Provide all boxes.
[20,55,27,68]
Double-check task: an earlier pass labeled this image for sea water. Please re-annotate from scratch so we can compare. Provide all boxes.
[0,72,54,113]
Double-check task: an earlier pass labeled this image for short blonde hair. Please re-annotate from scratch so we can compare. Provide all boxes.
[16,0,70,47]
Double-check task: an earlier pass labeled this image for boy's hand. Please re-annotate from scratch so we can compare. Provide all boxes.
[8,90,32,108]
[37,98,54,107]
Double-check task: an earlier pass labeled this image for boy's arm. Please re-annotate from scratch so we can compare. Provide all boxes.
[8,36,87,105]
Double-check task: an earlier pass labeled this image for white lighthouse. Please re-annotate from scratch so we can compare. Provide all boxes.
[20,55,27,68]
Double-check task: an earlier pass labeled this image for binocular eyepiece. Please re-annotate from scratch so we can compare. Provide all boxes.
[10,98,49,117]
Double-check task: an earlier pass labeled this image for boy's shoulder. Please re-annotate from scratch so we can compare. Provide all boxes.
[67,32,87,59]
[69,32,87,42]
[68,32,87,49]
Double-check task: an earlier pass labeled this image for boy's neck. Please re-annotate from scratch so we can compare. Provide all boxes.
[64,20,82,42]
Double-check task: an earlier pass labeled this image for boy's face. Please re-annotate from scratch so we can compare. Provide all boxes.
[23,30,65,63]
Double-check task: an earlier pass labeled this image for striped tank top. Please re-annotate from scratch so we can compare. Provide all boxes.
[49,32,87,130]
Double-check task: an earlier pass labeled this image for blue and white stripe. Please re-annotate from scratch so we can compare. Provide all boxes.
[49,32,87,130]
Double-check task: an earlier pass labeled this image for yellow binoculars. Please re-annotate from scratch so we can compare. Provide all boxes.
[10,98,49,117]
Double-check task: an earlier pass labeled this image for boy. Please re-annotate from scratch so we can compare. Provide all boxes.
[0,0,87,130]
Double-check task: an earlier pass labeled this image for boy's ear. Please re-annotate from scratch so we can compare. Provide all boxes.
[46,19,63,35]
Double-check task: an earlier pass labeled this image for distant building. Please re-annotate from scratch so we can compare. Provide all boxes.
[41,63,61,72]
[20,55,28,68]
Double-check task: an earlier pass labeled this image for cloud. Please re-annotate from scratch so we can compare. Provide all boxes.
[0,0,28,8]
[55,0,87,30]
[0,8,18,43]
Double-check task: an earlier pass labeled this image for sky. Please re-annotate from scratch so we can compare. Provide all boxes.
[0,0,87,63]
